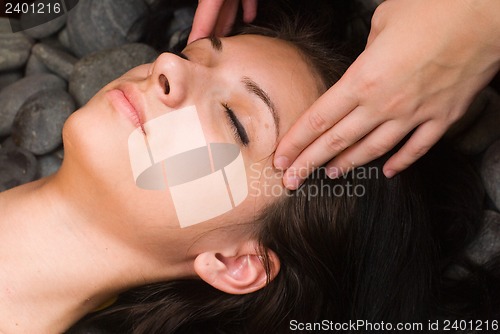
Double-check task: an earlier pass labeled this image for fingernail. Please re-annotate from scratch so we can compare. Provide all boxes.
[274,156,290,170]
[327,167,339,179]
[384,169,396,178]
[284,175,302,190]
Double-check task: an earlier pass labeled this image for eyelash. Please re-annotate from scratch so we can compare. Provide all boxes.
[223,103,249,146]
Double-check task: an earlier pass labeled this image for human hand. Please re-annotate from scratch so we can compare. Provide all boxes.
[188,0,258,44]
[274,0,500,189]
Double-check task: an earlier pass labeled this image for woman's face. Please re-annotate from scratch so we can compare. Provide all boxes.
[62,34,321,233]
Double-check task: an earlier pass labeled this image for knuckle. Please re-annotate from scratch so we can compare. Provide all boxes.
[447,106,466,124]
[383,94,409,117]
[308,111,329,133]
[287,139,305,155]
[357,74,384,101]
[409,142,432,159]
[358,74,378,94]
[367,141,392,158]
[369,89,413,119]
[371,2,389,30]
[324,132,348,154]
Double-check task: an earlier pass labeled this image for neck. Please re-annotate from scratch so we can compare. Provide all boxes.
[0,165,191,333]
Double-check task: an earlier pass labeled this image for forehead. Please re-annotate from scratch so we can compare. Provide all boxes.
[227,34,320,123]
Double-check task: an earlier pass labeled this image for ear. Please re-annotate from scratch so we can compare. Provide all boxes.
[193,241,280,295]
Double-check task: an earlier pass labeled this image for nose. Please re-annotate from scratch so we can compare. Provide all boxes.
[149,52,189,108]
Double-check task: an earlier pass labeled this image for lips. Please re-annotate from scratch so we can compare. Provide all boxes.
[107,88,144,132]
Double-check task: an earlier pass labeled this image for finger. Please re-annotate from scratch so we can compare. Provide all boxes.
[281,106,382,189]
[274,80,358,170]
[366,1,389,47]
[188,0,225,44]
[326,120,416,178]
[382,121,447,177]
[214,0,240,36]
[241,0,258,22]
[365,21,381,48]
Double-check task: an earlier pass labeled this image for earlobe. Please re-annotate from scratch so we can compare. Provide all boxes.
[194,244,280,295]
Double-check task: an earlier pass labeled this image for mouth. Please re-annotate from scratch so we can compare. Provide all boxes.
[106,88,146,134]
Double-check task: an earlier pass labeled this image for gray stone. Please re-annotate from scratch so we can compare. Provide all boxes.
[0,70,23,91]
[54,147,64,160]
[32,43,77,80]
[57,27,71,51]
[466,210,500,265]
[0,137,17,151]
[36,150,63,178]
[20,1,67,39]
[481,139,500,211]
[69,43,158,106]
[66,0,148,57]
[25,53,50,76]
[167,7,195,50]
[359,0,383,10]
[0,18,34,71]
[39,35,69,50]
[12,89,75,155]
[456,88,500,155]
[446,89,488,139]
[0,73,67,136]
[0,146,38,192]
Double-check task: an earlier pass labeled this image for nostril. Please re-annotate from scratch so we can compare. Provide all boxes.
[159,74,170,94]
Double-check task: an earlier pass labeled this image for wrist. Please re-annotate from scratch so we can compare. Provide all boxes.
[463,0,500,43]
[459,0,500,67]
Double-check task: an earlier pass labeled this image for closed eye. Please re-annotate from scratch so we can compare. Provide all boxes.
[223,103,249,146]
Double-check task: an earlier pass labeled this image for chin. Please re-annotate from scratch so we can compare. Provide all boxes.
[62,105,132,186]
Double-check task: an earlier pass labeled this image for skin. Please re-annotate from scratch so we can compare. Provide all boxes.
[0,35,320,333]
[188,0,500,189]
[188,0,258,44]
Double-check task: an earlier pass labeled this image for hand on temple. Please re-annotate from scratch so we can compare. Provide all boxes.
[188,0,258,44]
[273,0,500,189]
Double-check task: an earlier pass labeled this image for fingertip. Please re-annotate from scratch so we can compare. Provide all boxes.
[283,166,307,190]
[187,28,198,44]
[187,28,205,45]
[382,159,397,178]
[242,8,257,23]
[383,168,396,178]
[283,175,302,190]
[242,0,258,22]
[326,166,339,179]
[273,156,290,170]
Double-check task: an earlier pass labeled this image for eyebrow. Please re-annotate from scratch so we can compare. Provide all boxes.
[209,36,223,52]
[241,77,279,140]
[207,36,280,140]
